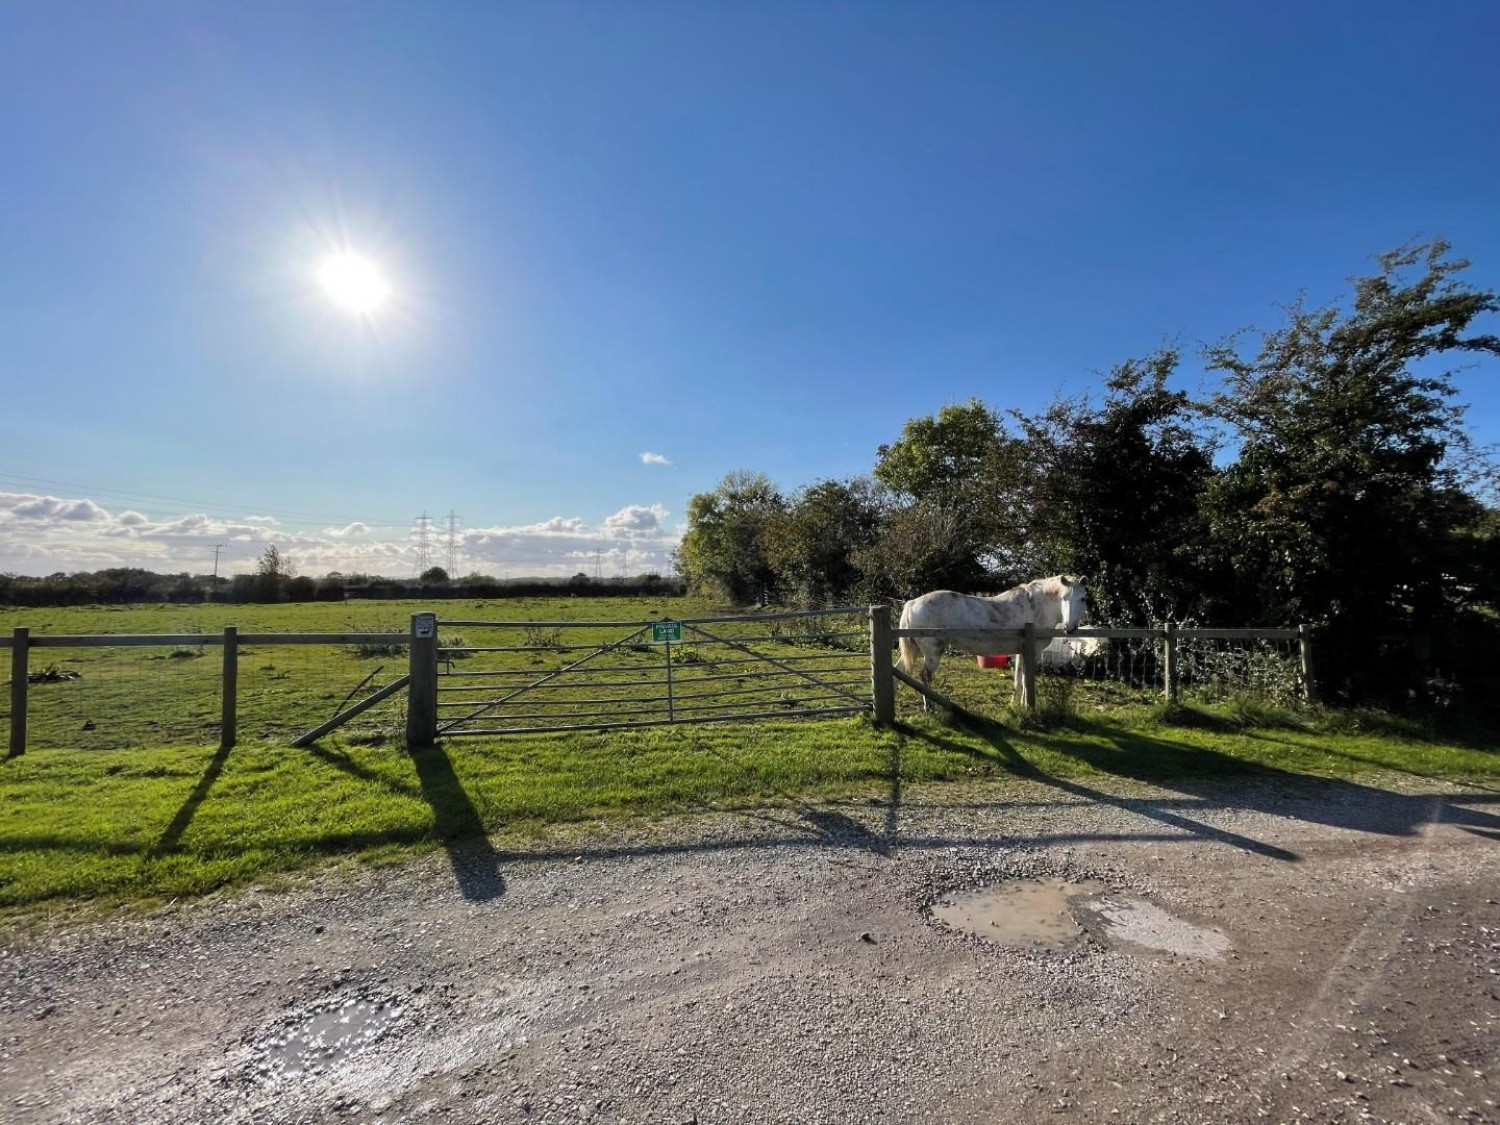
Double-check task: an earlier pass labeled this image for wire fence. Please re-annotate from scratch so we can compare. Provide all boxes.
[3,630,409,752]
[888,626,1308,721]
[1034,633,1304,702]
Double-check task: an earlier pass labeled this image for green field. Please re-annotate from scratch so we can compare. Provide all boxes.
[2,595,830,749]
[2,598,1497,915]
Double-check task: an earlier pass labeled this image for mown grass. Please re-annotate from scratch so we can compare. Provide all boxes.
[3,699,1497,914]
[3,598,1497,915]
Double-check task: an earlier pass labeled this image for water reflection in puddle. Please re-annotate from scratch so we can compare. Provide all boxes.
[1083,896,1232,960]
[930,878,1106,947]
[249,993,408,1082]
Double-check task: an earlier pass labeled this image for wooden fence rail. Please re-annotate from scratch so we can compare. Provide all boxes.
[3,624,414,758]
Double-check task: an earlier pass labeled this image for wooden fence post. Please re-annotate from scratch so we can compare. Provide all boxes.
[869,605,895,725]
[1016,622,1038,711]
[220,626,238,750]
[1162,622,1178,704]
[1298,624,1317,703]
[406,613,438,749]
[8,627,28,758]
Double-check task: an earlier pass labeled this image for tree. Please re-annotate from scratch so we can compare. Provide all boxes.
[1204,240,1500,700]
[676,471,787,604]
[851,500,993,599]
[871,399,1034,591]
[420,566,450,585]
[254,545,291,603]
[1014,349,1216,623]
[762,477,886,605]
[874,399,1008,503]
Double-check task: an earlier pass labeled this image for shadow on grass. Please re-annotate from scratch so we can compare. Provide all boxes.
[13,714,1500,911]
[679,728,904,858]
[1234,728,1500,794]
[904,714,1302,862]
[408,743,505,901]
[148,741,233,859]
[307,744,422,799]
[926,710,1500,848]
[304,741,504,901]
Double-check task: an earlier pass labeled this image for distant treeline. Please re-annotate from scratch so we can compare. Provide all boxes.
[0,567,686,608]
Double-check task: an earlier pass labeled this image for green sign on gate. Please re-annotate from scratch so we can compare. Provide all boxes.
[651,620,683,643]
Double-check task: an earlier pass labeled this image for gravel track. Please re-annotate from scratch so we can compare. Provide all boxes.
[3,771,1498,1124]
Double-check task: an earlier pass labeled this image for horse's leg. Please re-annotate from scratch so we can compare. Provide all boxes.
[920,645,937,712]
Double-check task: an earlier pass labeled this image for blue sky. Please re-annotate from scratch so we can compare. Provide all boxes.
[3,1,1498,578]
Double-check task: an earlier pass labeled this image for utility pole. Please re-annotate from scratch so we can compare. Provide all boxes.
[212,544,225,581]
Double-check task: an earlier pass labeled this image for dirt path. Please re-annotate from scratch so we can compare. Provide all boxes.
[3,772,1499,1124]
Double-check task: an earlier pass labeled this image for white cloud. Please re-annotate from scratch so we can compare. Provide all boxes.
[244,515,279,526]
[640,452,671,466]
[603,503,668,537]
[10,496,111,522]
[143,514,215,538]
[466,516,588,539]
[0,490,683,579]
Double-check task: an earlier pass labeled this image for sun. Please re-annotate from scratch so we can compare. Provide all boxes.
[318,252,391,315]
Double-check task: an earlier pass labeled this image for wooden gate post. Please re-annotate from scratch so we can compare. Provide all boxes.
[1298,624,1317,703]
[406,613,439,749]
[1015,622,1038,711]
[220,626,238,750]
[8,627,28,758]
[869,605,895,725]
[1162,622,1178,704]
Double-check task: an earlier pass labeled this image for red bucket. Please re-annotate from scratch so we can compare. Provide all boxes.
[975,654,1012,669]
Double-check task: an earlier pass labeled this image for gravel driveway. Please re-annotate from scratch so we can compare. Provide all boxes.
[3,770,1498,1124]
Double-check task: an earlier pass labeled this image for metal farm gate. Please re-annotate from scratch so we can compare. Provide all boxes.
[434,609,872,736]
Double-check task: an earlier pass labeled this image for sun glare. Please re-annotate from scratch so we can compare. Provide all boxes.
[318,252,391,315]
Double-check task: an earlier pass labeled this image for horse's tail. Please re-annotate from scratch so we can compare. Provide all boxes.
[897,635,922,677]
[895,598,922,676]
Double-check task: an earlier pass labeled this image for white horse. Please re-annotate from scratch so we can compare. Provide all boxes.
[897,576,1088,709]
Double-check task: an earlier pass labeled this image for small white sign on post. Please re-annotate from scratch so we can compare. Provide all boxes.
[415,613,437,639]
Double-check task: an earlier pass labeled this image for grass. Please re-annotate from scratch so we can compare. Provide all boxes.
[2,597,1497,916]
[2,700,1496,915]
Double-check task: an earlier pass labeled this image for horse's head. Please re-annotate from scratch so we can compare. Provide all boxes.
[1059,577,1087,633]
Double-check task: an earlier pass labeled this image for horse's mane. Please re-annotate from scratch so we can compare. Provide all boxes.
[982,575,1079,600]
[1026,575,1080,597]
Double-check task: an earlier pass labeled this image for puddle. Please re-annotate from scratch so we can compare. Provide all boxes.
[1083,896,1232,960]
[247,991,410,1083]
[930,878,1106,947]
